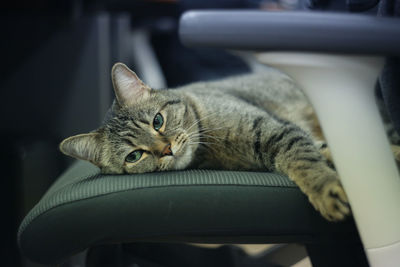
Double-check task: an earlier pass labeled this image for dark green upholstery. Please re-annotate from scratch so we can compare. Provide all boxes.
[18,161,359,264]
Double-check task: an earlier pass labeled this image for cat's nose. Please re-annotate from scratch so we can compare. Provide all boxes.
[162,143,173,156]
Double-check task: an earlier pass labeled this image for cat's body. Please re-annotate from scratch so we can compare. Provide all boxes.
[176,71,322,171]
[60,63,400,222]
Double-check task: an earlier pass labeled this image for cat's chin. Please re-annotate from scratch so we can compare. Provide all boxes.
[172,145,193,170]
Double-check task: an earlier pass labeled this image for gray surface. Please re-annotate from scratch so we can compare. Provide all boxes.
[179,11,400,55]
[18,161,360,264]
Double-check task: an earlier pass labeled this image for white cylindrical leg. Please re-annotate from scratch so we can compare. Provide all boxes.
[257,52,400,267]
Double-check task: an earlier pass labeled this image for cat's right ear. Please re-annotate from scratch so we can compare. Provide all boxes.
[59,132,102,166]
[111,63,150,107]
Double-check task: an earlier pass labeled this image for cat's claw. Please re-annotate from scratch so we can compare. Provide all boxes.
[309,180,351,222]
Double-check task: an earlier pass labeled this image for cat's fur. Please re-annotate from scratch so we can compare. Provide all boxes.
[60,63,400,222]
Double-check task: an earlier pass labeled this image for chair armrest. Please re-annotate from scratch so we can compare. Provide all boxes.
[179,11,400,55]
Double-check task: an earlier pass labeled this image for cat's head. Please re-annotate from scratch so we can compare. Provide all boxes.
[60,63,200,174]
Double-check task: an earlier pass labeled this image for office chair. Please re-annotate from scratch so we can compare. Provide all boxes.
[18,7,400,267]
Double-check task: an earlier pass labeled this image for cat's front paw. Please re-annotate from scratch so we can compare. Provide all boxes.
[309,180,351,222]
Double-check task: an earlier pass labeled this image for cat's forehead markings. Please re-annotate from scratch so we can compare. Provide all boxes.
[128,120,142,130]
[121,137,137,148]
[160,99,182,111]
[118,131,137,139]
[138,119,150,125]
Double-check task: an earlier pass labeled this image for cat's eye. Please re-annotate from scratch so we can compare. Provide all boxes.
[125,150,144,163]
[153,113,164,131]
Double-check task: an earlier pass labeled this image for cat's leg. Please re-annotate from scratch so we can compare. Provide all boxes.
[314,140,334,165]
[300,107,336,166]
[259,124,350,221]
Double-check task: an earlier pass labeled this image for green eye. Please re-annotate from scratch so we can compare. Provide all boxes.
[153,113,164,131]
[125,150,143,163]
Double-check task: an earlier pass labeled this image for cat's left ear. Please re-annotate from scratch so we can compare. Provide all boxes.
[59,132,103,166]
[111,63,151,107]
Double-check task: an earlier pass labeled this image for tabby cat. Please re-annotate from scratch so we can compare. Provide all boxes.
[60,63,400,222]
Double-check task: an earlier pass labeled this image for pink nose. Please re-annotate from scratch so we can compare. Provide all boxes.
[162,144,173,156]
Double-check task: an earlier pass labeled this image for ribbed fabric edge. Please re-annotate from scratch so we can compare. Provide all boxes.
[18,161,295,243]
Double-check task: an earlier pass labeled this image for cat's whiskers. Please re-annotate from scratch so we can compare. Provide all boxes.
[187,138,224,152]
[188,141,217,146]
[188,125,227,137]
[190,136,223,146]
[191,129,246,156]
[199,126,228,133]
[188,142,220,154]
[164,126,181,136]
[189,131,225,143]
[185,111,219,133]
[199,132,225,140]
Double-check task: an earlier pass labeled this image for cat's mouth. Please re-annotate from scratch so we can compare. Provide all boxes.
[172,145,193,170]
[160,132,194,171]
[170,132,189,156]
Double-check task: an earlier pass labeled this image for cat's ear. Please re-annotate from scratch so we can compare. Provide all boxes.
[59,132,103,166]
[111,63,150,106]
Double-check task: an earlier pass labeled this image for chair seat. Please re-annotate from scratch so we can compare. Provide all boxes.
[18,161,360,264]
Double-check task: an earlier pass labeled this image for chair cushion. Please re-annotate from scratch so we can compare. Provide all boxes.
[18,161,360,264]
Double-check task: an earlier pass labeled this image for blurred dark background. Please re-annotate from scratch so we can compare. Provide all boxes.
[0,0,382,266]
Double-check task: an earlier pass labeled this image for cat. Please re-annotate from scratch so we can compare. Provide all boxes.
[60,63,400,222]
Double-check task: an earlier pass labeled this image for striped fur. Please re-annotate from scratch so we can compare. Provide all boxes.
[60,63,400,221]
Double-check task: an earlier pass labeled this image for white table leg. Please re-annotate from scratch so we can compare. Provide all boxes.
[257,52,400,267]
